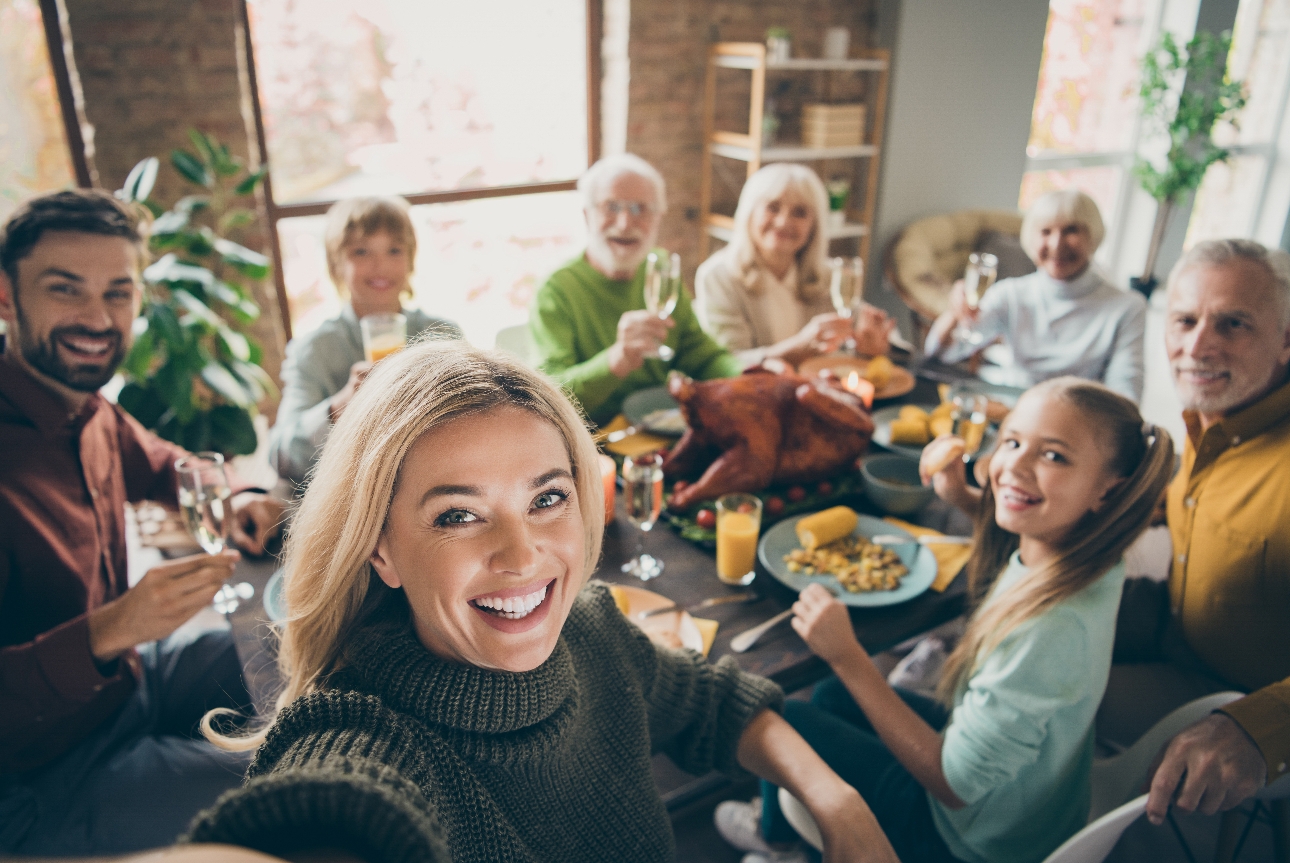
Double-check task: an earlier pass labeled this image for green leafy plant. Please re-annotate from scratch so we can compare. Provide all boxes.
[116,129,275,456]
[1134,29,1246,284]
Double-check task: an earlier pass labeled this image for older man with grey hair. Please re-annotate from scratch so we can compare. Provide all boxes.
[1099,238,1290,827]
[529,153,741,426]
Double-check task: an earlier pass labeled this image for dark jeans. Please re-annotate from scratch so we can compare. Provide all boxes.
[0,624,254,856]
[761,677,962,863]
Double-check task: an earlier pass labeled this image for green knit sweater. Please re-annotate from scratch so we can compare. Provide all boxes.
[185,583,783,862]
[529,254,744,426]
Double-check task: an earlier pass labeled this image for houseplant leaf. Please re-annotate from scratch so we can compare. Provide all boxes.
[119,157,159,203]
[171,149,213,188]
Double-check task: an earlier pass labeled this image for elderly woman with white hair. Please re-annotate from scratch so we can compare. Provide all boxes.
[924,190,1147,402]
[696,164,894,366]
[180,342,896,863]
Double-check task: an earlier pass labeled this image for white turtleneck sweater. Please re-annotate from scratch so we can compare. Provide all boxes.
[925,267,1147,402]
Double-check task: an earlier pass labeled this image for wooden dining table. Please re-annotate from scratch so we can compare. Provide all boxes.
[224,359,980,808]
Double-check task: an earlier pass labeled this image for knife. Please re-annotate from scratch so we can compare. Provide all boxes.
[638,591,759,619]
[603,425,641,444]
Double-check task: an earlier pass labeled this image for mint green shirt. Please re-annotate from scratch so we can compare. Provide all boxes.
[932,554,1126,863]
[529,254,743,426]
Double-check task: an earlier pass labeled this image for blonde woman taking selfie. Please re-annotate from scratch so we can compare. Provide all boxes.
[187,342,898,863]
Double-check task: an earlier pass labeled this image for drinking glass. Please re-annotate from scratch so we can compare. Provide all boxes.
[360,312,408,363]
[716,494,761,586]
[949,388,989,457]
[174,452,253,614]
[829,257,865,353]
[621,452,664,580]
[643,251,680,361]
[954,252,998,347]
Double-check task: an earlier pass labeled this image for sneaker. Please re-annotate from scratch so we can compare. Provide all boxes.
[887,636,948,698]
[715,798,772,854]
[741,850,809,863]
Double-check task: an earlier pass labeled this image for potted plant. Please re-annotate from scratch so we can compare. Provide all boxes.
[116,129,275,456]
[1132,29,1246,295]
[766,27,792,63]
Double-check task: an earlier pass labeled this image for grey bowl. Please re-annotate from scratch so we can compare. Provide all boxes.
[861,454,935,516]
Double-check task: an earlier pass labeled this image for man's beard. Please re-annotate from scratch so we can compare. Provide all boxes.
[15,304,126,393]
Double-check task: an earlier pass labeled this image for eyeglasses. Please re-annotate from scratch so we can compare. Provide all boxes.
[594,200,653,219]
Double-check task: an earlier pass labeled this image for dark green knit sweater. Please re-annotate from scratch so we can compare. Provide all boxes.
[186,582,783,862]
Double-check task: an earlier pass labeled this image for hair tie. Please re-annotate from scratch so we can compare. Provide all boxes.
[1142,422,1157,446]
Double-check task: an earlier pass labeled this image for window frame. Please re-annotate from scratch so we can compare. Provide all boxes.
[236,0,603,341]
[34,0,94,188]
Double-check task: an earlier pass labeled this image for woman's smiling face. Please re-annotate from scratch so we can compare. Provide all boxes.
[369,406,586,672]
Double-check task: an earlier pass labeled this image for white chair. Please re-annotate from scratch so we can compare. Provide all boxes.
[494,324,537,368]
[777,690,1250,863]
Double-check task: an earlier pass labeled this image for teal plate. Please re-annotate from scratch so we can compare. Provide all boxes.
[757,513,938,607]
[871,404,998,462]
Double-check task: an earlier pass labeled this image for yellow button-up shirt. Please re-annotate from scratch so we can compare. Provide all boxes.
[1167,377,1290,779]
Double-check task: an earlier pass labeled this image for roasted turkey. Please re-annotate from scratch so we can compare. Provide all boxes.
[663,366,875,510]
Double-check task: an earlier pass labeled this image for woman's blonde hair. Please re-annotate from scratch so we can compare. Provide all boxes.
[723,163,831,302]
[1019,190,1105,263]
[204,341,604,749]
[936,377,1173,703]
[323,196,418,299]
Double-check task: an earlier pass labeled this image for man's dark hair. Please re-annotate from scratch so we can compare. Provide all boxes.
[0,189,148,287]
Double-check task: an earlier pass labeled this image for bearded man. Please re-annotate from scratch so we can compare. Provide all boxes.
[0,190,284,855]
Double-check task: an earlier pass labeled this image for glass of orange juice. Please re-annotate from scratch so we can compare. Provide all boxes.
[360,312,407,363]
[716,493,762,586]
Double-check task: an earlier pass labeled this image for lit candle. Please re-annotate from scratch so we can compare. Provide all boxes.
[842,371,875,408]
[598,454,617,526]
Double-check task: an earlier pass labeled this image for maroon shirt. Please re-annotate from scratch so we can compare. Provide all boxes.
[0,355,194,772]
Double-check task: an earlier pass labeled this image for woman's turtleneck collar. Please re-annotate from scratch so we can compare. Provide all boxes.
[1036,264,1102,301]
[346,622,577,736]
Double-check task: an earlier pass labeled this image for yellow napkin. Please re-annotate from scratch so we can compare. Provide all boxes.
[693,618,718,657]
[883,517,972,593]
[598,414,673,457]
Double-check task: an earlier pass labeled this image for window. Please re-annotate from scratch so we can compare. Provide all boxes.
[1185,0,1290,247]
[1020,0,1161,268]
[0,0,78,222]
[243,0,598,345]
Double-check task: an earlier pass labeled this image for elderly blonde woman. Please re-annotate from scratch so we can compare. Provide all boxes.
[696,164,893,367]
[268,196,461,488]
[923,190,1147,402]
[184,342,897,863]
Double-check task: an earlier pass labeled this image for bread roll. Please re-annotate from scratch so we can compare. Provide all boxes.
[863,355,894,389]
[922,437,966,476]
[929,415,954,438]
[898,404,929,422]
[796,506,859,551]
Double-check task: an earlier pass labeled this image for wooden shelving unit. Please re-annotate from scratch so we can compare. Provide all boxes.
[698,42,891,271]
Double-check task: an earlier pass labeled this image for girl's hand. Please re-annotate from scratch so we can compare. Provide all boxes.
[792,583,863,666]
[920,435,981,516]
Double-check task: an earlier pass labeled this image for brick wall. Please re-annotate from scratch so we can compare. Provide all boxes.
[623,0,877,281]
[63,0,286,387]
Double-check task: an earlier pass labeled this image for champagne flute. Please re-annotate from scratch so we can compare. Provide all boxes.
[175,452,253,614]
[643,251,680,361]
[829,256,865,353]
[955,252,998,347]
[949,388,989,457]
[621,452,664,580]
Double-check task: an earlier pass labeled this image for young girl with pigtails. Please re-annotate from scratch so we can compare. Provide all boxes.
[717,377,1174,863]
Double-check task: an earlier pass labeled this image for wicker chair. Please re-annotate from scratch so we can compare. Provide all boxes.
[884,209,1028,344]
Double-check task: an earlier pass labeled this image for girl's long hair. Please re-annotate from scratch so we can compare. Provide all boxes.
[936,377,1174,704]
[723,163,831,303]
[203,341,604,749]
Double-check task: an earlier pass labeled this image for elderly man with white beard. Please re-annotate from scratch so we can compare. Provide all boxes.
[1099,238,1290,828]
[529,154,741,426]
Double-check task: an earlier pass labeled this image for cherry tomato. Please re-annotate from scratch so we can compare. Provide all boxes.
[696,509,716,529]
[787,486,808,503]
[816,481,834,497]
[765,496,785,517]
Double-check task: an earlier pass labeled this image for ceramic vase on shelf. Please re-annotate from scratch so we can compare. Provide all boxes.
[766,28,791,62]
